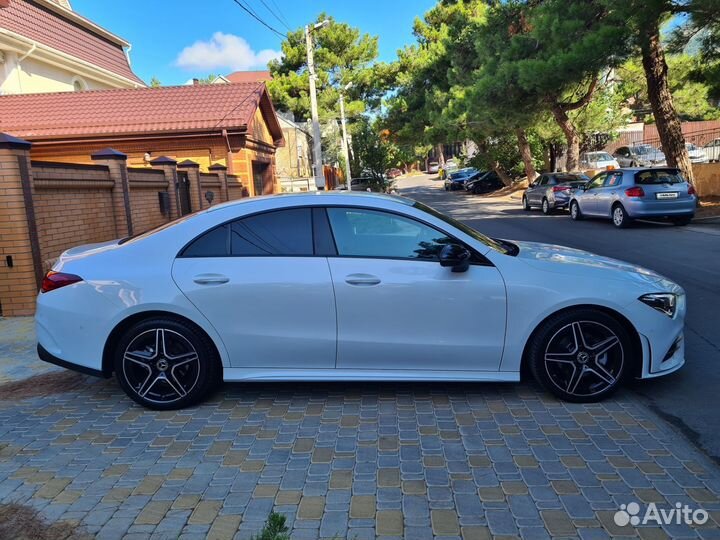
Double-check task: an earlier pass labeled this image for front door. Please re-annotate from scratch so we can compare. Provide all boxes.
[177,171,192,216]
[324,207,507,372]
[594,171,624,217]
[172,208,336,369]
[252,161,272,196]
[581,173,607,215]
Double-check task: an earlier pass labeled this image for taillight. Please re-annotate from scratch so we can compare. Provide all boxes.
[688,184,696,196]
[41,271,83,293]
[625,186,645,198]
[552,186,570,192]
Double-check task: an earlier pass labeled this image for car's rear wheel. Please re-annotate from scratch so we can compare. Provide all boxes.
[522,196,531,211]
[114,318,220,410]
[612,204,631,228]
[528,309,631,402]
[672,216,692,226]
[570,200,583,220]
[541,198,552,215]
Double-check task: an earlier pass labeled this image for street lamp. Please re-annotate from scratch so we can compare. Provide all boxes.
[305,19,329,190]
[339,82,353,185]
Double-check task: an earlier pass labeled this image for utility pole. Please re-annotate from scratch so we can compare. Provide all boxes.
[339,82,353,185]
[306,21,328,190]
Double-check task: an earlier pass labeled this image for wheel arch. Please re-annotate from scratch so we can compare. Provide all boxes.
[520,304,644,380]
[102,310,224,377]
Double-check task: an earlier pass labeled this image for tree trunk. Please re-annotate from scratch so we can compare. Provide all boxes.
[551,106,580,171]
[640,20,694,184]
[436,143,445,166]
[491,161,513,187]
[515,128,538,182]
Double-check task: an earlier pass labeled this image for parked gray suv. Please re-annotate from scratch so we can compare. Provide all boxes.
[522,172,590,214]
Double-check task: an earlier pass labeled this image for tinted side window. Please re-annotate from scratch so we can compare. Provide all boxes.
[587,174,606,189]
[181,225,229,257]
[327,208,454,261]
[231,208,313,256]
[604,172,623,187]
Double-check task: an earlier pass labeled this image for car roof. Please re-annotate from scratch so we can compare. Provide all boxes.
[206,191,412,213]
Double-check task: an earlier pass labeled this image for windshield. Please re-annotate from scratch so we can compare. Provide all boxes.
[412,200,511,255]
[634,145,656,155]
[686,143,697,151]
[635,169,684,185]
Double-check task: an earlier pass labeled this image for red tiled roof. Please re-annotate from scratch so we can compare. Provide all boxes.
[0,0,144,85]
[226,71,272,83]
[0,82,284,143]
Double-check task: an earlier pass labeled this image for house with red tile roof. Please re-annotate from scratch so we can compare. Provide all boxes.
[0,0,144,94]
[0,81,286,195]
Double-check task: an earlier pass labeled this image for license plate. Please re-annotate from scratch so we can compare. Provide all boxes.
[656,192,678,199]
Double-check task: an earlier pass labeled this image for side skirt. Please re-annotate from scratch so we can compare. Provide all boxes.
[223,368,520,383]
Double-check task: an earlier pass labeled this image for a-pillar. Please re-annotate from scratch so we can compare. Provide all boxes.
[150,156,180,220]
[177,159,203,211]
[209,162,229,202]
[0,133,41,316]
[91,148,133,237]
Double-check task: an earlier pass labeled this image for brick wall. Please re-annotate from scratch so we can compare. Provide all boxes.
[128,168,170,233]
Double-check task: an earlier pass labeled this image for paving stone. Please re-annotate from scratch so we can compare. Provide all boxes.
[297,496,324,519]
[349,495,375,519]
[376,509,403,536]
[431,509,460,535]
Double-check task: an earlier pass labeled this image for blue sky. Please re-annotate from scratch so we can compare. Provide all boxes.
[72,0,437,86]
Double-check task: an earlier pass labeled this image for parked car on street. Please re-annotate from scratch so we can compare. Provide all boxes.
[444,168,478,190]
[37,191,687,408]
[613,145,666,167]
[703,138,720,162]
[386,168,403,179]
[579,152,619,171]
[427,162,439,174]
[569,168,696,228]
[685,143,708,164]
[350,177,394,193]
[464,171,504,194]
[523,173,590,214]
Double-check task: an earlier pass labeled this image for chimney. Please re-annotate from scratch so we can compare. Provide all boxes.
[193,78,199,86]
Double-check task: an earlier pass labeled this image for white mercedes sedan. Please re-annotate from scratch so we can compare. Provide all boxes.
[36,192,686,409]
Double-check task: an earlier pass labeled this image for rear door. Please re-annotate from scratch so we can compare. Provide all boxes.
[172,208,337,369]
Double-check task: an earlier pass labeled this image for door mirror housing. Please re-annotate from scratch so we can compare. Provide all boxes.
[439,244,471,273]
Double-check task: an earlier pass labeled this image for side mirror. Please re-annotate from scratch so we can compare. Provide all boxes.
[439,244,471,273]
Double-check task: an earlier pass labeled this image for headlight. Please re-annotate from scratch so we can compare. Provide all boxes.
[639,293,677,318]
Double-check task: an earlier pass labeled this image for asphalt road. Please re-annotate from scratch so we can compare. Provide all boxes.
[397,173,720,462]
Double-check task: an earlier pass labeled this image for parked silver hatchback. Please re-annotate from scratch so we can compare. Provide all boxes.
[523,172,589,214]
[569,168,696,228]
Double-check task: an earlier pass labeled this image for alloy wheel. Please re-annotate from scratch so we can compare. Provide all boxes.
[613,206,625,227]
[542,199,549,214]
[543,320,624,398]
[122,328,201,405]
[571,202,579,220]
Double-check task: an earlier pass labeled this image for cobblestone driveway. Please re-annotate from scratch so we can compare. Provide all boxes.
[2,370,720,540]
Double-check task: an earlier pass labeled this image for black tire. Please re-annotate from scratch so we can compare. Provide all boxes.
[541,198,552,215]
[611,203,631,228]
[522,195,531,211]
[528,309,632,403]
[114,317,220,410]
[672,216,692,226]
[570,200,583,220]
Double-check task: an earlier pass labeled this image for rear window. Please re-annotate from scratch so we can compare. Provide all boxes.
[635,169,684,185]
[555,174,589,183]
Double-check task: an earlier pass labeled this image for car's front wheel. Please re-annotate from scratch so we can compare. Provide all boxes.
[114,317,220,410]
[522,196,531,211]
[570,200,583,220]
[528,309,631,402]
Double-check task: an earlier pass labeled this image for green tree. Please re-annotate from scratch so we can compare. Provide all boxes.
[349,118,390,189]
[267,14,390,122]
[150,76,162,88]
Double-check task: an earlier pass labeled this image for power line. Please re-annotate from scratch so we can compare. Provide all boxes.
[229,0,287,39]
[267,0,292,29]
[253,0,292,31]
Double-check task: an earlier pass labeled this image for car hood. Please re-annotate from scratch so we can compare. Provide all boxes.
[512,240,676,287]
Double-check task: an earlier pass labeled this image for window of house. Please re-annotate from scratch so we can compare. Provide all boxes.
[326,207,454,261]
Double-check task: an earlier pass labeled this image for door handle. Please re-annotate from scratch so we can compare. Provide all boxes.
[193,274,229,285]
[345,274,381,286]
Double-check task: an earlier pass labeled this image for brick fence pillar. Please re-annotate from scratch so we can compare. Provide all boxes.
[0,134,42,316]
[177,159,203,211]
[209,163,229,202]
[91,148,133,237]
[150,156,179,220]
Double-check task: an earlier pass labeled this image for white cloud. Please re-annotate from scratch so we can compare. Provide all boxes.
[175,32,282,72]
